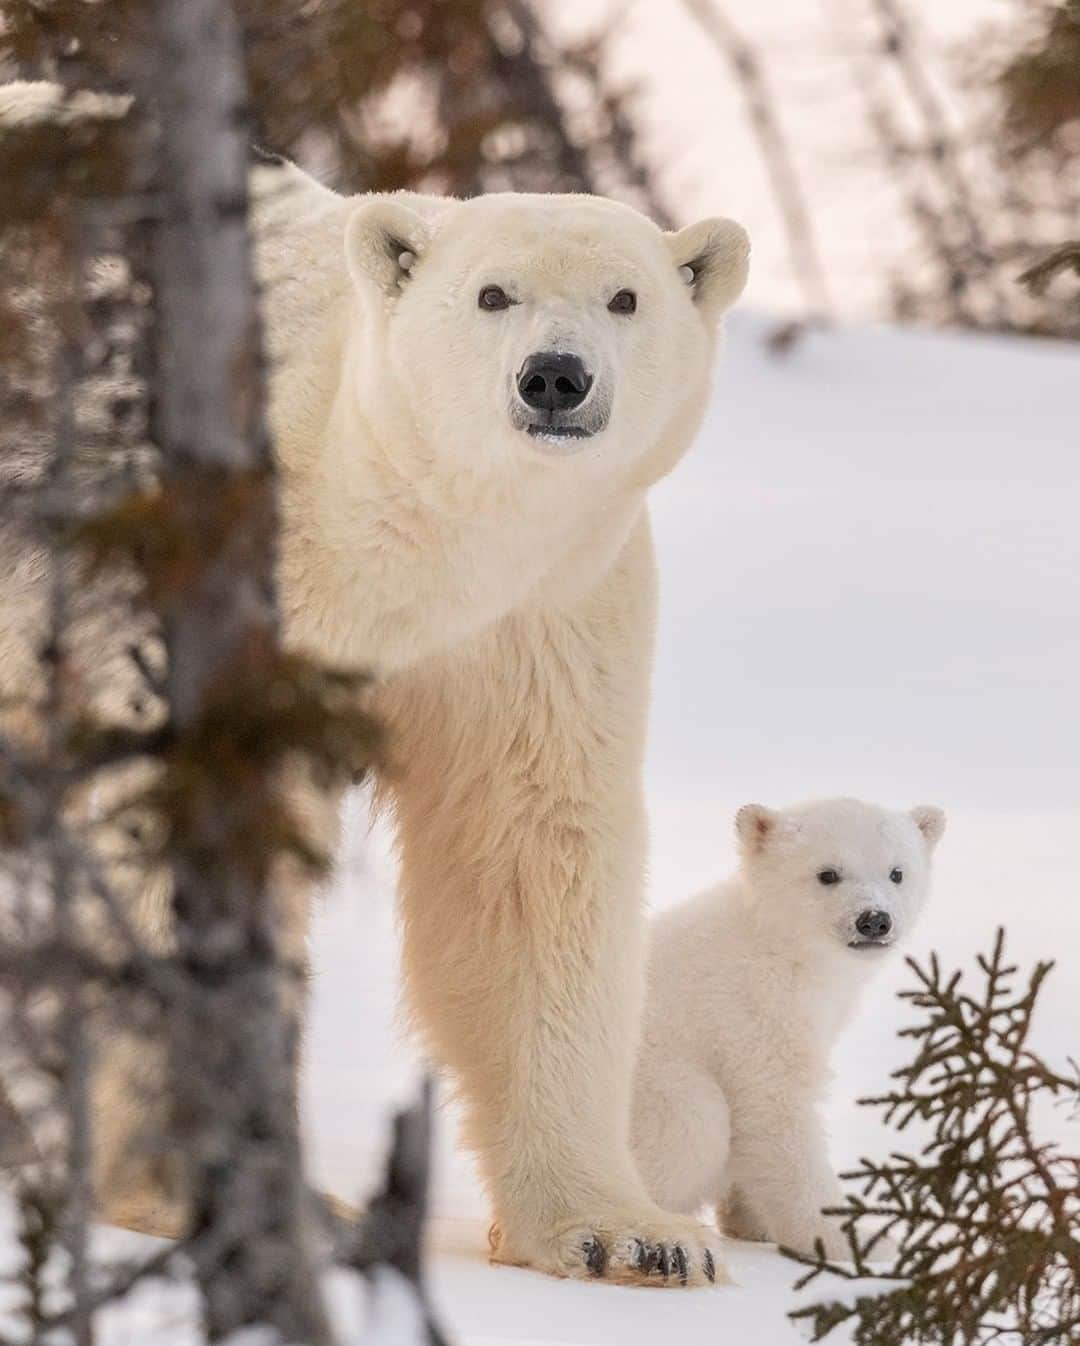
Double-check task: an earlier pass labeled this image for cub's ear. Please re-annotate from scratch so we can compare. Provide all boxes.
[345,198,432,296]
[910,805,946,850]
[666,217,750,319]
[735,803,778,854]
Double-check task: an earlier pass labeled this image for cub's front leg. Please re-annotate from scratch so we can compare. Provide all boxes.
[382,518,724,1287]
[726,1094,851,1259]
[631,1054,732,1219]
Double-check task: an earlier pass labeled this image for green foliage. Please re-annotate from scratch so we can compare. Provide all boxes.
[786,931,1080,1346]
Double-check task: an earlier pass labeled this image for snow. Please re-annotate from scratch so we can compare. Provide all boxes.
[303,314,1079,1343]
[4,314,1078,1342]
[355,1266,431,1346]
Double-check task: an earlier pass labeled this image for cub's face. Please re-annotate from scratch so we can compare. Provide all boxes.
[735,799,946,958]
[345,193,748,477]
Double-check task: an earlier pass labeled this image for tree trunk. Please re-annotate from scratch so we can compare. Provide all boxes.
[141,1,328,1339]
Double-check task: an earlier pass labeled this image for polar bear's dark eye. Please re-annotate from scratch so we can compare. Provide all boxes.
[817,869,841,886]
[890,867,903,883]
[478,285,512,311]
[608,289,637,315]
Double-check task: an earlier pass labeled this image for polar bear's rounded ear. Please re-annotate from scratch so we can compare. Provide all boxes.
[345,199,432,297]
[666,217,750,319]
[735,803,778,854]
[909,805,946,850]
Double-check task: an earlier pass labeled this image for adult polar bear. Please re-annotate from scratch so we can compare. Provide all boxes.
[1,146,749,1283]
[256,164,747,1286]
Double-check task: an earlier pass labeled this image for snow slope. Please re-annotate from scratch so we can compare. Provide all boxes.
[3,316,1075,1344]
[303,314,1080,1344]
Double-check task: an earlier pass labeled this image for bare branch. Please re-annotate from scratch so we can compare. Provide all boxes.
[681,0,831,320]
[1018,242,1080,297]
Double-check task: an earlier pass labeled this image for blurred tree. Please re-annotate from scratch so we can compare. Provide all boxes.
[0,0,467,1340]
[241,0,673,221]
[838,0,1080,338]
[998,0,1080,146]
[682,0,831,324]
[998,1,1080,317]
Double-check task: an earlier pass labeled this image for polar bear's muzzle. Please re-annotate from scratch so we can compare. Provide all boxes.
[511,349,610,451]
[518,351,592,412]
[845,906,895,950]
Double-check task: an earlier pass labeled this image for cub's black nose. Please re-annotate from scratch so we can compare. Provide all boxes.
[855,909,892,941]
[517,352,593,412]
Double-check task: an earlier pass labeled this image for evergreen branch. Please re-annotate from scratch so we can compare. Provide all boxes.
[785,930,1080,1345]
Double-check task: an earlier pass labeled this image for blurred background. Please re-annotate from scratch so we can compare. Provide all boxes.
[1,1,1075,1340]
[247,0,1080,335]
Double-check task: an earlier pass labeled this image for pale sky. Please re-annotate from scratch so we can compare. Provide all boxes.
[544,0,1008,318]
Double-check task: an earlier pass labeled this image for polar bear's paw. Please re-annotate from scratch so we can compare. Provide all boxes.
[773,1219,856,1263]
[720,1189,770,1244]
[491,1209,728,1287]
[783,1225,897,1266]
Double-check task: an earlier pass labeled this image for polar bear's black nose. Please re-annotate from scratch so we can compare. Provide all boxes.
[518,352,593,412]
[855,909,892,940]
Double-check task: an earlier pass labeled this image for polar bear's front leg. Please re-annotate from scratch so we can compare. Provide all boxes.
[381,519,724,1287]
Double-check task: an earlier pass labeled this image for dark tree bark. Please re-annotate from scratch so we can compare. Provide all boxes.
[343,1081,449,1346]
[140,1,328,1339]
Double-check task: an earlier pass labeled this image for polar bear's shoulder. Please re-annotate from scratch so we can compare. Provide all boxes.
[251,163,458,267]
[251,163,350,336]
[251,163,458,355]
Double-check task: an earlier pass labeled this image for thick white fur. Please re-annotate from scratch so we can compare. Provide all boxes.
[243,166,749,1285]
[632,798,944,1257]
[1,91,749,1286]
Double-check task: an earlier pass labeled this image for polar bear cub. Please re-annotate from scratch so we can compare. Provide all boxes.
[632,798,945,1257]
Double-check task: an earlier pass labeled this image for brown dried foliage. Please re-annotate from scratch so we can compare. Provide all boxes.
[998,0,1080,147]
[76,469,275,610]
[149,643,380,884]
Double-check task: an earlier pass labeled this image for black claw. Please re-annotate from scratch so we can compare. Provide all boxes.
[674,1244,689,1285]
[657,1243,672,1277]
[703,1248,716,1283]
[582,1235,608,1278]
[641,1241,661,1274]
[631,1238,649,1272]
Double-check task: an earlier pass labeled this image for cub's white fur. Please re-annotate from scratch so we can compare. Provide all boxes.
[632,798,945,1257]
[1,80,751,1287]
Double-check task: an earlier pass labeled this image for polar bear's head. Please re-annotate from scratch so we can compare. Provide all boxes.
[735,798,945,958]
[345,192,748,478]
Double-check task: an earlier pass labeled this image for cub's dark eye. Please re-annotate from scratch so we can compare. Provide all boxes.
[817,869,841,886]
[478,285,512,311]
[890,867,903,884]
[608,289,637,315]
